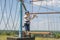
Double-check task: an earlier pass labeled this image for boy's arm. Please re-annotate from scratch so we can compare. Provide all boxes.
[30,14,37,20]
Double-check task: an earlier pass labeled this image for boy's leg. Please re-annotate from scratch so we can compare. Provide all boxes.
[25,23,30,31]
[25,24,31,37]
[27,24,30,31]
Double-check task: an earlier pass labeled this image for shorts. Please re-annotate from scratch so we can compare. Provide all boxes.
[24,21,30,31]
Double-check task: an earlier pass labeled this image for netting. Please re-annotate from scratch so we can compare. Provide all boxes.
[0,0,60,38]
[0,0,20,30]
[30,14,60,31]
[22,0,60,32]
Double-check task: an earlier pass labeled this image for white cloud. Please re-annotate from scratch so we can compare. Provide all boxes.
[32,0,60,7]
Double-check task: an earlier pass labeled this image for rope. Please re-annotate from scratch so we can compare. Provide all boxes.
[38,1,42,12]
[0,0,20,36]
[0,0,6,25]
[37,1,42,31]
[0,0,2,25]
[46,0,49,40]
[2,0,13,30]
[0,0,6,30]
[12,1,18,30]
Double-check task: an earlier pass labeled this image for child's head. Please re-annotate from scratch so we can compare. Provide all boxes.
[25,11,30,15]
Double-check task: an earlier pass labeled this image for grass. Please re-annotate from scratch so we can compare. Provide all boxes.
[0,35,7,40]
[35,37,60,40]
[0,35,15,40]
[0,35,60,40]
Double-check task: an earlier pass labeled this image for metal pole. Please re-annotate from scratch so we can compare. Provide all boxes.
[20,0,22,38]
[30,12,60,14]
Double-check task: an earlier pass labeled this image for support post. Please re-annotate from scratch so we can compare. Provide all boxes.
[19,0,22,38]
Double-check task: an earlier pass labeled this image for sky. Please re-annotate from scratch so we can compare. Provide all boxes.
[0,0,60,31]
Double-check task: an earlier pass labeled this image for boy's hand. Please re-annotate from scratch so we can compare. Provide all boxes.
[33,14,38,18]
[33,14,36,17]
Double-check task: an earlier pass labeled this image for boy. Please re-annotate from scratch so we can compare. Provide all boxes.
[24,11,36,36]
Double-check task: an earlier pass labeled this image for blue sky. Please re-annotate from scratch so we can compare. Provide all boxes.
[0,0,60,31]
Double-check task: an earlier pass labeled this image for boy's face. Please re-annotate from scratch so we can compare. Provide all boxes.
[26,13,30,16]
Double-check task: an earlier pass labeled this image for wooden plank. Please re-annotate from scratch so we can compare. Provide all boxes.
[7,37,35,40]
[28,32,51,34]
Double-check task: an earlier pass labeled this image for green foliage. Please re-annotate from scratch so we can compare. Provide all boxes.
[31,34,35,37]
[1,31,6,35]
[54,32,60,38]
[0,30,19,36]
